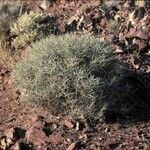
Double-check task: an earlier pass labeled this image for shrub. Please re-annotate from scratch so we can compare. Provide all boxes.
[12,32,37,49]
[11,12,43,48]
[11,12,59,49]
[11,12,42,35]
[13,34,123,120]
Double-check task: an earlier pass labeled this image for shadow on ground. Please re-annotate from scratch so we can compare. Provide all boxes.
[104,70,150,124]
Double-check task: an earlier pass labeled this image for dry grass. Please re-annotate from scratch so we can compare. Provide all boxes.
[0,14,12,66]
[0,0,26,66]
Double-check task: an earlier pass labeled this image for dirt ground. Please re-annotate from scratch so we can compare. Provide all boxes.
[0,65,150,150]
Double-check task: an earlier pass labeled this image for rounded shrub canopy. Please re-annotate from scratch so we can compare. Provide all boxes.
[13,34,123,120]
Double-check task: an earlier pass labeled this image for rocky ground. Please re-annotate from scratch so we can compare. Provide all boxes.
[0,65,150,149]
[0,0,150,149]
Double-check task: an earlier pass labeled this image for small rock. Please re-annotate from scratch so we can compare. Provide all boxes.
[104,127,110,133]
[4,128,24,147]
[115,46,124,53]
[76,120,86,131]
[65,118,75,129]
[33,120,44,130]
[5,128,14,139]
[67,138,72,143]
[25,127,47,146]
[89,143,98,150]
[6,138,13,145]
[76,122,80,131]
[126,28,149,40]
[0,138,7,150]
[39,0,50,11]
[30,114,39,124]
[52,123,57,130]
[79,134,88,141]
[48,134,64,145]
[67,142,77,150]
[11,142,20,150]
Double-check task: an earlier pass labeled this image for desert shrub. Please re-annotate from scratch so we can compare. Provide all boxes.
[10,12,42,48]
[11,12,42,35]
[11,12,59,49]
[12,32,37,49]
[13,34,124,120]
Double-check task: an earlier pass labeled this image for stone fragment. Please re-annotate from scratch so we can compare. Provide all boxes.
[67,142,77,150]
[25,127,47,147]
[47,134,64,145]
[39,0,50,11]
[64,118,75,129]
